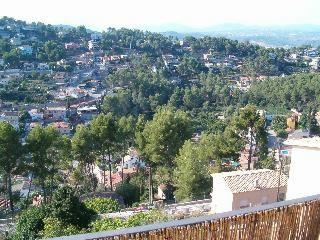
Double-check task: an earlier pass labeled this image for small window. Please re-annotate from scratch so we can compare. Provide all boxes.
[261,196,268,205]
[240,199,249,209]
[278,193,285,201]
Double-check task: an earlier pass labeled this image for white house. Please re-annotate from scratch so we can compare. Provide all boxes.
[0,76,10,85]
[0,111,20,130]
[211,169,287,213]
[285,137,320,200]
[28,109,44,121]
[116,147,145,171]
[18,45,33,55]
[37,63,49,71]
[77,105,98,121]
[50,121,71,135]
[65,42,79,50]
[45,106,67,121]
[10,37,21,46]
[88,40,99,51]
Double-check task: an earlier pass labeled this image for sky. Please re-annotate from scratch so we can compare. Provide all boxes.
[1,0,320,31]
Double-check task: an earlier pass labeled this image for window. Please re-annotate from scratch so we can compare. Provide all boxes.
[240,199,249,209]
[278,193,285,201]
[261,196,268,205]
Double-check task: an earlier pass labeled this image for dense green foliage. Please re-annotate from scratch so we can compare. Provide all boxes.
[90,210,169,232]
[84,197,120,214]
[246,73,320,110]
[173,140,211,201]
[13,206,49,240]
[13,186,96,239]
[115,180,140,206]
[50,186,95,229]
[0,122,22,212]
[39,217,82,239]
[140,106,192,168]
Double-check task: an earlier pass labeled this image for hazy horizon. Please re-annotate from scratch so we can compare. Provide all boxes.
[1,0,320,32]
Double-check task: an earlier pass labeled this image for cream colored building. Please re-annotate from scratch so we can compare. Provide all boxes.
[0,111,20,130]
[45,107,67,121]
[285,137,320,200]
[211,169,287,213]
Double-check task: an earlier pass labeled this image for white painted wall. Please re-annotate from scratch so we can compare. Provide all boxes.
[211,175,233,213]
[286,147,320,200]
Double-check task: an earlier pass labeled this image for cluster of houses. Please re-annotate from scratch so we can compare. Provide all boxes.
[1,21,320,102]
[93,147,146,190]
[0,100,99,137]
[203,51,241,71]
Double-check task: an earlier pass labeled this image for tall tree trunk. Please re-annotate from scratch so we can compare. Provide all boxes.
[41,179,47,204]
[26,173,33,206]
[50,161,56,200]
[90,164,96,192]
[247,129,254,170]
[7,173,14,214]
[148,166,153,205]
[103,155,106,191]
[121,142,125,182]
[103,170,106,191]
[121,156,124,182]
[108,151,113,191]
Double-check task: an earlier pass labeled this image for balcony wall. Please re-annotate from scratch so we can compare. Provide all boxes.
[50,194,320,240]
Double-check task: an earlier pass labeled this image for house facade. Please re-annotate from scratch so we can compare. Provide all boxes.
[0,111,20,129]
[51,121,71,135]
[211,169,288,213]
[45,106,67,121]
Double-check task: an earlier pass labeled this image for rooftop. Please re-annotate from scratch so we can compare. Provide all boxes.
[284,137,320,149]
[0,111,19,116]
[51,122,69,129]
[46,106,67,111]
[212,169,288,193]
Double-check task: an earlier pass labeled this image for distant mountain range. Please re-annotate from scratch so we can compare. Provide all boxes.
[53,22,320,48]
[158,23,320,48]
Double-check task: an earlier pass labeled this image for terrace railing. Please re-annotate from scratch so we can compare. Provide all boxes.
[50,194,320,240]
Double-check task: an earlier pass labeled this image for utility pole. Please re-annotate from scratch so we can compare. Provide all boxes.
[276,139,283,202]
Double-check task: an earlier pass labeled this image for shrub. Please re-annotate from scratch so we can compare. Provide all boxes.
[90,218,126,232]
[84,197,120,214]
[125,210,169,227]
[90,210,170,232]
[39,217,82,238]
[115,181,140,206]
[50,186,95,229]
[13,205,49,239]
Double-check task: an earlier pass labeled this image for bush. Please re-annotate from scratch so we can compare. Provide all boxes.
[90,210,170,232]
[13,205,49,239]
[84,197,120,214]
[277,129,288,139]
[125,210,169,227]
[39,217,82,238]
[90,218,126,232]
[115,181,140,206]
[50,186,95,229]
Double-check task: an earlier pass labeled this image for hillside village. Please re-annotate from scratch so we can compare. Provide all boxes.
[1,17,320,196]
[0,17,320,238]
